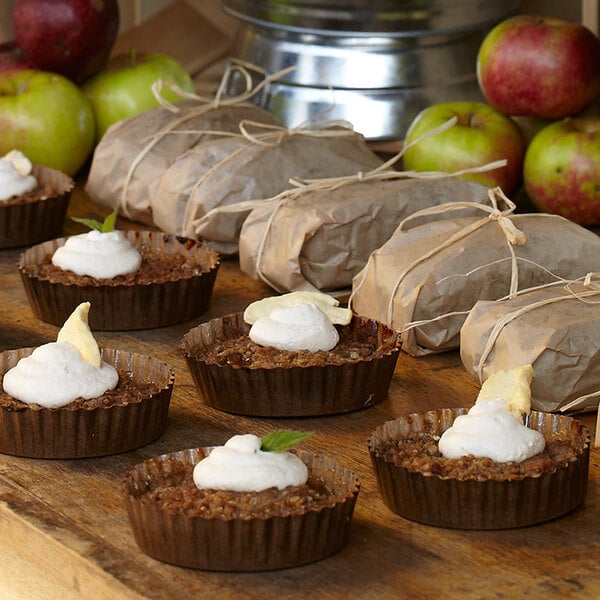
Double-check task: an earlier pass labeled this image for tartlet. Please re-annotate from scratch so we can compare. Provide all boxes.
[181,311,400,417]
[368,408,590,530]
[18,230,220,330]
[122,446,360,571]
[0,346,174,459]
[0,163,73,249]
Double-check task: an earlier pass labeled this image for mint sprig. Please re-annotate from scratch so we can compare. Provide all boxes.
[72,210,117,233]
[261,430,314,452]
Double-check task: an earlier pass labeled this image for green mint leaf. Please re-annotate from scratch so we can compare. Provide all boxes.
[72,210,117,233]
[71,216,104,232]
[102,210,117,233]
[261,430,314,452]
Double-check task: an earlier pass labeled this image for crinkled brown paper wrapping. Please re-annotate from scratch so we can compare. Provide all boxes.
[151,134,248,239]
[85,102,279,225]
[154,127,384,255]
[350,207,600,357]
[460,278,600,413]
[239,177,492,294]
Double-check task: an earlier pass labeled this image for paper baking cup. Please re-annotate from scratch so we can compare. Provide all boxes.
[0,165,73,249]
[368,409,590,530]
[0,347,174,459]
[18,231,219,330]
[122,448,359,571]
[181,313,400,417]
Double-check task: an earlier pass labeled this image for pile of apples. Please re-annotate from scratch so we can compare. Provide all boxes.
[0,0,194,176]
[403,15,600,226]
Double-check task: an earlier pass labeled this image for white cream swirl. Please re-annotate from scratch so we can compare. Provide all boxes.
[52,230,142,279]
[2,341,119,409]
[0,150,37,201]
[249,303,339,352]
[193,434,308,492]
[438,399,546,463]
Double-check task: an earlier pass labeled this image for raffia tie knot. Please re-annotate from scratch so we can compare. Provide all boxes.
[488,208,527,246]
[582,272,600,288]
[238,118,358,148]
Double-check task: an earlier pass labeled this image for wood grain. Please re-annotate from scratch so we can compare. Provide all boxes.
[0,186,598,599]
[582,0,600,34]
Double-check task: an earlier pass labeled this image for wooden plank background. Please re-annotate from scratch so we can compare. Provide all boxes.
[0,1,590,45]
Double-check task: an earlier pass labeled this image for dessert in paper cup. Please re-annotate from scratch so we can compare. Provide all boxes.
[0,150,73,249]
[122,430,360,571]
[181,291,400,417]
[0,303,174,458]
[368,366,590,530]
[17,213,219,330]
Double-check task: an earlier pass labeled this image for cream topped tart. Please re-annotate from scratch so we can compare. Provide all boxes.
[18,223,220,330]
[181,292,400,416]
[369,364,590,529]
[0,303,175,458]
[0,150,73,248]
[121,430,360,570]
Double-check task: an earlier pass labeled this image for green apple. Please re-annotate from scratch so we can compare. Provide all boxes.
[82,51,195,142]
[523,117,600,225]
[0,69,95,176]
[402,101,525,195]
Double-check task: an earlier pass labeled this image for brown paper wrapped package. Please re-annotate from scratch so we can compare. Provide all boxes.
[85,101,279,225]
[150,135,248,238]
[460,278,600,413]
[153,125,384,254]
[350,200,600,357]
[239,177,492,293]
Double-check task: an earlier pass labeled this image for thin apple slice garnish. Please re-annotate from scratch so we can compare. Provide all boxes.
[476,364,534,420]
[56,301,101,367]
[243,291,352,325]
[3,149,33,175]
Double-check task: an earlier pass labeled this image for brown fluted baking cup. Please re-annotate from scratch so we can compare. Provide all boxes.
[122,448,360,571]
[181,312,400,417]
[0,164,73,249]
[0,347,174,459]
[368,409,590,530]
[18,231,219,330]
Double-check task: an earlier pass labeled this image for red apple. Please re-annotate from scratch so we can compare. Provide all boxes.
[12,0,120,83]
[0,69,95,175]
[523,117,600,225]
[402,101,525,195]
[477,15,600,119]
[0,41,32,72]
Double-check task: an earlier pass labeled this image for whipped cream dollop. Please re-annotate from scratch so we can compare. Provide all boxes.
[438,398,546,463]
[0,150,37,202]
[2,341,119,409]
[52,230,142,279]
[249,303,339,352]
[193,434,308,492]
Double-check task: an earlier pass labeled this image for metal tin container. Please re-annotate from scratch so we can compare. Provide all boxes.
[221,1,519,139]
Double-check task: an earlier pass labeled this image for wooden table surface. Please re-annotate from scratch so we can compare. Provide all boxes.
[0,186,598,600]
